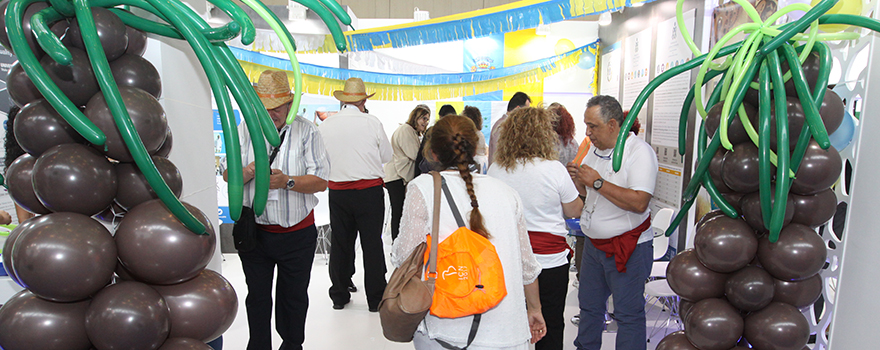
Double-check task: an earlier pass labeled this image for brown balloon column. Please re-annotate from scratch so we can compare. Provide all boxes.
[0,9,235,350]
[661,69,842,350]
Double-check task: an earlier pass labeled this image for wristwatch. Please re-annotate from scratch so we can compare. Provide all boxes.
[286,178,296,190]
[592,178,605,190]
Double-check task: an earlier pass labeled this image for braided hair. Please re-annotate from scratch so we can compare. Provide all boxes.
[427,115,489,238]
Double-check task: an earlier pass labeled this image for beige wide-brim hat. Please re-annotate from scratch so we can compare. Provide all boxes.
[255,70,293,110]
[333,77,375,103]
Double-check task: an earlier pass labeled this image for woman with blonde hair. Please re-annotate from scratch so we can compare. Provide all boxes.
[385,104,431,241]
[392,115,546,349]
[488,107,584,350]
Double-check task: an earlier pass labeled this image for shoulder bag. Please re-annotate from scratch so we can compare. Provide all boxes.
[232,129,287,252]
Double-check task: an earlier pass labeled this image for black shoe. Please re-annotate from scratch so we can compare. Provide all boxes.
[333,300,349,310]
[348,282,357,293]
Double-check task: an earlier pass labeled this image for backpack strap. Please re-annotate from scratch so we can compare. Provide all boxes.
[435,174,482,350]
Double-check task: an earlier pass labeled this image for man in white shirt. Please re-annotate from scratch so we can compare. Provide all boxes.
[567,95,658,350]
[224,70,330,350]
[318,78,392,312]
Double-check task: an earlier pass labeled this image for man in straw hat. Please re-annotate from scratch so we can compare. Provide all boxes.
[318,77,392,312]
[223,69,330,350]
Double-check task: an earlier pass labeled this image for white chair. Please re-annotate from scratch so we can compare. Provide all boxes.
[314,190,331,264]
[645,208,681,342]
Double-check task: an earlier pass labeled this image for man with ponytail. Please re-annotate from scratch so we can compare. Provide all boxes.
[568,96,658,350]
[392,115,547,349]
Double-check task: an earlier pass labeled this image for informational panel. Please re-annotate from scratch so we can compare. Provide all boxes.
[599,42,621,100]
[622,28,652,139]
[649,9,696,214]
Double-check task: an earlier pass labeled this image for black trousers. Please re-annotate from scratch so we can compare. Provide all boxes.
[239,225,318,350]
[328,185,387,308]
[535,262,571,350]
[385,179,406,241]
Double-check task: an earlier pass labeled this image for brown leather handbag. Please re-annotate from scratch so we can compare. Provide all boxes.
[378,171,441,342]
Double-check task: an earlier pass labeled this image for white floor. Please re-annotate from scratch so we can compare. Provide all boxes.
[218,233,679,349]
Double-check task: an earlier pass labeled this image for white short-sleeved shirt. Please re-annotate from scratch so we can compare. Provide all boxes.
[579,133,658,243]
[318,105,392,182]
[488,159,579,269]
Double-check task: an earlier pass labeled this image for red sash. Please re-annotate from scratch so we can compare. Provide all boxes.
[528,231,572,256]
[589,217,651,273]
[257,211,315,233]
[328,178,384,190]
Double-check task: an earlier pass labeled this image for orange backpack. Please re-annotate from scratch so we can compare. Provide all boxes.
[423,176,507,319]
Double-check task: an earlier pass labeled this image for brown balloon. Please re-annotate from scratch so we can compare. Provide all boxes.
[725,265,775,311]
[819,89,844,135]
[655,331,698,350]
[791,140,842,195]
[773,273,823,309]
[744,302,810,350]
[0,290,92,350]
[704,101,757,146]
[110,53,162,98]
[158,338,214,350]
[155,127,174,157]
[151,269,237,342]
[722,142,766,194]
[40,47,100,107]
[33,143,118,215]
[790,189,837,227]
[720,191,746,214]
[769,96,805,151]
[85,281,170,350]
[84,86,168,162]
[5,154,51,215]
[11,212,116,302]
[684,298,743,350]
[1,219,35,287]
[757,223,827,281]
[707,147,733,193]
[666,249,728,301]
[0,2,67,59]
[679,299,695,324]
[115,156,183,210]
[694,215,758,273]
[6,62,43,107]
[15,99,86,156]
[740,189,795,232]
[695,210,727,232]
[125,25,148,56]
[782,51,821,97]
[67,7,129,61]
[115,200,215,284]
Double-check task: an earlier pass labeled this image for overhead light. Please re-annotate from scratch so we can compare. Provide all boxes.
[632,1,644,7]
[598,12,612,26]
[414,7,430,21]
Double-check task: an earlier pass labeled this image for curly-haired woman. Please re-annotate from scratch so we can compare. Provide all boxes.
[488,107,584,350]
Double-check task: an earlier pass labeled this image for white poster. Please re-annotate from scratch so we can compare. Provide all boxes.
[651,9,696,148]
[600,43,622,100]
[622,28,653,139]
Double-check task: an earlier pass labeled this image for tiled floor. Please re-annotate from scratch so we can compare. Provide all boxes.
[218,234,681,349]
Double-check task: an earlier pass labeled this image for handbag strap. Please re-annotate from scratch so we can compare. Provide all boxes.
[427,171,441,282]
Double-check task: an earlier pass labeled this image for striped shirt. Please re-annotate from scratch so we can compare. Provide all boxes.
[236,117,330,227]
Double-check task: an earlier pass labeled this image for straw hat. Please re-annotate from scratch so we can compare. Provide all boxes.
[333,77,375,103]
[255,70,293,110]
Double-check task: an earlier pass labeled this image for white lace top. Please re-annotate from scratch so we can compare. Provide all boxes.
[392,171,542,349]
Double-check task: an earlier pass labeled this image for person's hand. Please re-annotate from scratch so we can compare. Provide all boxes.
[528,308,547,344]
[576,164,601,187]
[269,169,289,189]
[0,210,11,225]
[566,162,580,180]
[243,162,257,180]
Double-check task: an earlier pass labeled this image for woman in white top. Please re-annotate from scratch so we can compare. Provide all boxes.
[392,115,546,349]
[384,104,430,240]
[488,107,584,350]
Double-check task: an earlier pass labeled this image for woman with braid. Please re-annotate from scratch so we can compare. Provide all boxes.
[488,107,584,350]
[392,115,547,349]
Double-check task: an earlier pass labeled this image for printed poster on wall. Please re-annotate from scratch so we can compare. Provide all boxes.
[649,9,696,211]
[622,28,652,139]
[599,42,621,100]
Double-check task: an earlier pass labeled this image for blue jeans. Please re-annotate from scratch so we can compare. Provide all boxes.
[575,240,653,350]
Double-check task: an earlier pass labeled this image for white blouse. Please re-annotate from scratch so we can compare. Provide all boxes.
[392,171,541,349]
